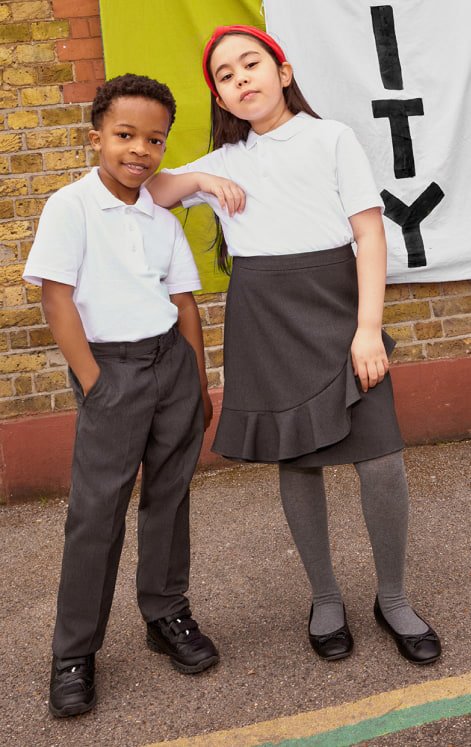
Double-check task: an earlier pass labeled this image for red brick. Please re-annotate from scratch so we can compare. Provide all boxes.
[92,59,104,79]
[52,0,99,18]
[69,17,89,38]
[74,59,94,81]
[63,81,102,103]
[88,16,102,37]
[57,37,103,61]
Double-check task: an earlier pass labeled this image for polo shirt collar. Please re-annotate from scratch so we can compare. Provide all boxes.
[89,167,154,217]
[245,112,311,149]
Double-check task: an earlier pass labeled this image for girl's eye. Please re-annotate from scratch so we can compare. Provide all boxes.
[220,72,232,82]
[247,61,258,69]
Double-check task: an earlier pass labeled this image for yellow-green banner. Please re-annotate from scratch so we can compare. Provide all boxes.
[100,0,264,292]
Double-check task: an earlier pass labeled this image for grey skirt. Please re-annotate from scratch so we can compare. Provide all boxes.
[212,244,404,467]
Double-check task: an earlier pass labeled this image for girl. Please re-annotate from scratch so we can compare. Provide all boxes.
[147,25,441,664]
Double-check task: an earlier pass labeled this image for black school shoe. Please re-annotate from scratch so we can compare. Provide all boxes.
[147,608,219,674]
[374,596,441,664]
[49,654,96,718]
[308,604,354,660]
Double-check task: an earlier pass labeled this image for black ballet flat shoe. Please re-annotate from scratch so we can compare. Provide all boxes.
[373,596,441,664]
[308,604,354,661]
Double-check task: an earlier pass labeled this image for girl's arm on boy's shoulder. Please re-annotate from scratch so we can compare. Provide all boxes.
[42,280,100,395]
[170,291,213,430]
[146,171,245,217]
[349,207,389,393]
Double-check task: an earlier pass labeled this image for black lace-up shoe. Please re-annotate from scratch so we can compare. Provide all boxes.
[49,654,96,718]
[374,596,441,664]
[147,608,219,673]
[308,604,354,660]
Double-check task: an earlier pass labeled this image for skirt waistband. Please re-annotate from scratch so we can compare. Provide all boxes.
[89,324,178,359]
[233,244,353,272]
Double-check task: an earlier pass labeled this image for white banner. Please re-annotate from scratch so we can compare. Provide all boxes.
[265,0,471,283]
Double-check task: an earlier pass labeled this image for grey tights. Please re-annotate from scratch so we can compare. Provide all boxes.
[278,451,428,635]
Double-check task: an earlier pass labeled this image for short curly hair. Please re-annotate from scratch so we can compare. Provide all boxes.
[91,73,177,131]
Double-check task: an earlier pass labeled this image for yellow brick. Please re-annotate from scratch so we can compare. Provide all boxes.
[54,391,76,411]
[3,285,25,307]
[206,305,225,325]
[442,280,471,296]
[0,352,47,374]
[203,326,223,347]
[0,156,9,174]
[196,293,225,303]
[42,106,81,126]
[383,300,431,324]
[0,46,14,66]
[35,370,68,392]
[14,375,33,395]
[10,329,28,349]
[31,20,69,41]
[0,265,25,286]
[0,243,17,264]
[0,394,51,419]
[37,63,73,85]
[31,173,70,194]
[47,348,66,367]
[198,305,208,324]
[0,332,8,351]
[206,348,224,368]
[69,127,89,146]
[207,370,223,388]
[383,323,414,342]
[0,306,42,328]
[0,113,4,130]
[29,327,54,347]
[391,344,425,363]
[0,200,14,219]
[11,2,51,21]
[0,89,19,108]
[16,42,55,63]
[15,198,46,217]
[43,149,86,170]
[0,379,13,398]
[8,110,40,130]
[86,149,99,167]
[0,178,28,196]
[4,67,37,86]
[0,221,32,241]
[0,133,22,153]
[443,317,471,337]
[414,321,443,340]
[0,23,32,43]
[384,284,411,302]
[410,283,442,299]
[432,296,471,317]
[426,338,471,360]
[0,5,11,22]
[20,240,33,260]
[26,127,68,149]
[26,286,42,303]
[22,85,62,106]
[11,153,43,173]
[82,104,92,123]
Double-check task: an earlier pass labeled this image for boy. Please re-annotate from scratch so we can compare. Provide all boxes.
[23,74,219,718]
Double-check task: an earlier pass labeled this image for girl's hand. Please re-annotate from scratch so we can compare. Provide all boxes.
[351,327,389,393]
[197,173,246,216]
[202,388,213,430]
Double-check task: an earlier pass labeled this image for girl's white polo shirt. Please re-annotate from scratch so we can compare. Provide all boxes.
[23,168,201,342]
[165,112,384,257]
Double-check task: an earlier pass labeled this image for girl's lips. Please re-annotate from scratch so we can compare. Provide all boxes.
[240,90,258,102]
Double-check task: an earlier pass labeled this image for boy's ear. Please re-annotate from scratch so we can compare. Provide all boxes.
[88,129,101,151]
[279,61,293,88]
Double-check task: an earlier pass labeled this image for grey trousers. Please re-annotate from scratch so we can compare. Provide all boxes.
[52,326,204,659]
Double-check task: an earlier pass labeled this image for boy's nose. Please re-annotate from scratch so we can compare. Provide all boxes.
[131,141,148,155]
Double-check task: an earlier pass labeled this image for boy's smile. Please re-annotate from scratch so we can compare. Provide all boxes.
[89,96,170,204]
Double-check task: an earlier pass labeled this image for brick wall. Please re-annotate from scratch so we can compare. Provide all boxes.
[0,0,470,421]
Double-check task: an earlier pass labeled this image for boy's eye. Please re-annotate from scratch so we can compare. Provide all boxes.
[150,138,163,146]
[117,132,130,139]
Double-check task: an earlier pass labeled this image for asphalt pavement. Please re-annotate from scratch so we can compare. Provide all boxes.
[0,440,470,747]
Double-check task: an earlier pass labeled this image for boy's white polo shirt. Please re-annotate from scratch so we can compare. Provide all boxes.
[23,168,201,342]
[165,112,384,257]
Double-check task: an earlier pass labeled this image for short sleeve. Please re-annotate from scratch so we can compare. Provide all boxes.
[161,148,228,209]
[336,127,384,217]
[164,218,202,294]
[23,192,85,286]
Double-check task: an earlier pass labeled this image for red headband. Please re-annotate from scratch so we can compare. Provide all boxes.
[202,25,287,97]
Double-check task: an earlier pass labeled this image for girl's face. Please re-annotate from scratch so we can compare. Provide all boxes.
[210,34,293,133]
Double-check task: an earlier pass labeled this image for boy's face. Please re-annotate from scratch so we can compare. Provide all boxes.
[89,96,170,204]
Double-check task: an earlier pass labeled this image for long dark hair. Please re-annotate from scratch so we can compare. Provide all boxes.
[206,31,321,274]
